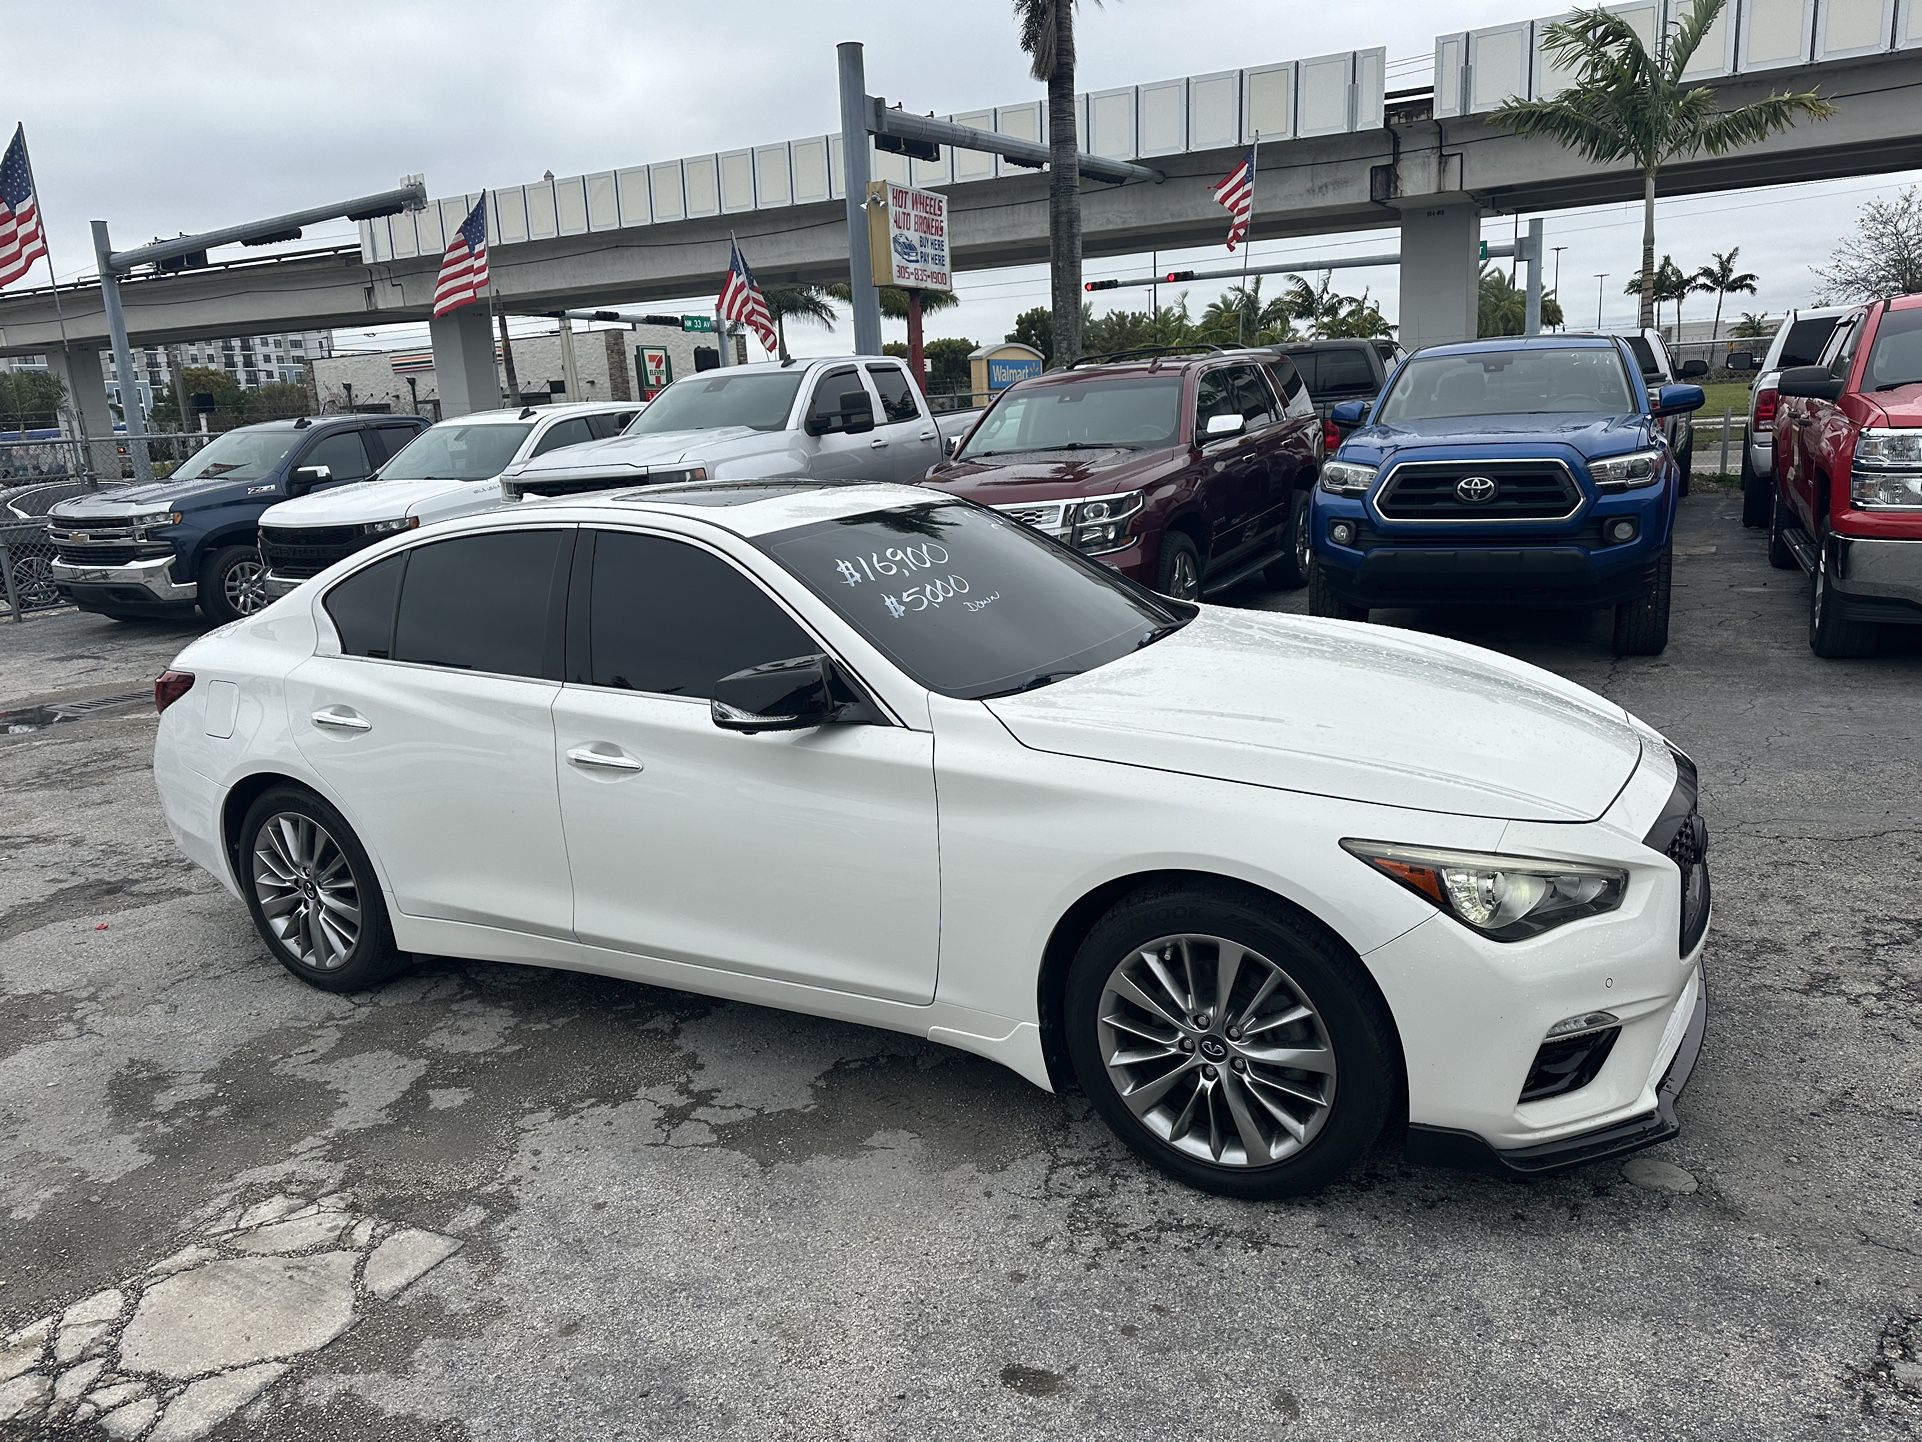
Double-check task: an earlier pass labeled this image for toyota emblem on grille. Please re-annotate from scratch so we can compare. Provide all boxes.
[1455,475,1498,504]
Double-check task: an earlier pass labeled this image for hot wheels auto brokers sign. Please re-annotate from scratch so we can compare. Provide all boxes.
[868,181,951,293]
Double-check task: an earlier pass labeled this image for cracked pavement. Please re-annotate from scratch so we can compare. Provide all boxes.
[1,489,1918,1440]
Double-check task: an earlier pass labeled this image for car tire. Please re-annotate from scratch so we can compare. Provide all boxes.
[1612,544,1672,656]
[1767,487,1799,570]
[1064,882,1398,1200]
[1156,531,1203,601]
[1677,434,1693,497]
[1261,495,1312,592]
[1808,523,1877,659]
[1307,560,1366,621]
[238,786,403,993]
[199,544,269,624]
[1739,451,1771,529]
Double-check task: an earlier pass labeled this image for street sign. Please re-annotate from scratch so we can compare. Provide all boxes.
[681,315,715,333]
[866,180,952,293]
[1479,241,1489,261]
[638,346,673,393]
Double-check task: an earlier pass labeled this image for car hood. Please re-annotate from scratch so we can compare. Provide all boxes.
[925,446,1177,502]
[49,475,264,515]
[1862,383,1922,424]
[1339,413,1653,465]
[259,477,483,527]
[510,426,769,475]
[983,608,1644,823]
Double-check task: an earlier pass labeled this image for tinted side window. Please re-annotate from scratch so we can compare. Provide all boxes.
[866,364,921,424]
[1195,369,1238,435]
[807,367,861,428]
[529,418,596,457]
[323,554,404,659]
[394,531,567,678]
[1229,365,1278,428]
[585,531,814,698]
[301,430,374,482]
[1825,315,1862,380]
[372,425,422,463]
[586,411,639,440]
[1779,318,1840,370]
[1266,358,1305,404]
[1313,349,1378,398]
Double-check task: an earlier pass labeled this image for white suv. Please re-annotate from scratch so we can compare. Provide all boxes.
[258,402,641,597]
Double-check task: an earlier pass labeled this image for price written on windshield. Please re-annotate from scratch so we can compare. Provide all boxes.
[882,575,972,618]
[833,543,950,587]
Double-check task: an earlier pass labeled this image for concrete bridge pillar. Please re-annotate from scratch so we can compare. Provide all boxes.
[41,343,123,483]
[1397,202,1480,352]
[428,307,502,418]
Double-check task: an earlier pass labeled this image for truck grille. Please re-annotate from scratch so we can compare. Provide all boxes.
[52,542,169,566]
[259,526,375,580]
[1376,460,1580,521]
[993,501,1068,537]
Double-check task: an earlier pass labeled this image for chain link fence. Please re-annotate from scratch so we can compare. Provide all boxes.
[0,518,62,622]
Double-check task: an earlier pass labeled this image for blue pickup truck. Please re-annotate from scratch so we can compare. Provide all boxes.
[47,414,427,623]
[1307,335,1704,655]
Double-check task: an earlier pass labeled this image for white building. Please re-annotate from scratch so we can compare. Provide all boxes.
[3,331,334,420]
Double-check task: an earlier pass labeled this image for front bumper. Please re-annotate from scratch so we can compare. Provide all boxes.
[52,554,196,611]
[1825,531,1922,624]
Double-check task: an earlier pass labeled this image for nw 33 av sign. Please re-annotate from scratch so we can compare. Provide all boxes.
[867,181,951,293]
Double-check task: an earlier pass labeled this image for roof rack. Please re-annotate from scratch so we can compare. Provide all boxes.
[1064,343,1236,370]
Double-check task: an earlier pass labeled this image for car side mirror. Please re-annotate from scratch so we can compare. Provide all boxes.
[1203,413,1245,440]
[711,654,844,734]
[1776,365,1845,403]
[1725,350,1756,373]
[1653,384,1706,417]
[944,434,961,456]
[1679,358,1709,380]
[810,390,876,437]
[1328,400,1370,427]
[287,464,332,496]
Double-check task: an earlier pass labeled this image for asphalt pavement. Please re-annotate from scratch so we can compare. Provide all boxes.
[1,488,1918,1441]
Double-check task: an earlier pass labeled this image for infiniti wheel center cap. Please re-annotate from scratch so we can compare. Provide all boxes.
[1198,1035,1228,1062]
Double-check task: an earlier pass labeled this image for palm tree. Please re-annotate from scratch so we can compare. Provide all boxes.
[1732,310,1772,340]
[1015,0,1096,365]
[762,285,840,362]
[1693,248,1759,342]
[1200,277,1293,344]
[1623,256,1688,333]
[1494,0,1833,330]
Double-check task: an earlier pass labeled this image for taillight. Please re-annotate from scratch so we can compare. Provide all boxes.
[155,670,195,715]
[1321,419,1342,454]
[1754,387,1778,426]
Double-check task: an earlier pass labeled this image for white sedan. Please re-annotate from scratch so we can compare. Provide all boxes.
[151,479,1710,1197]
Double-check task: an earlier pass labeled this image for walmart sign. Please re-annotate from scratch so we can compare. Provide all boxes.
[988,357,1042,389]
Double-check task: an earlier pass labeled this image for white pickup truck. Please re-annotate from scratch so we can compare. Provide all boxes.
[257,402,641,598]
[500,356,947,499]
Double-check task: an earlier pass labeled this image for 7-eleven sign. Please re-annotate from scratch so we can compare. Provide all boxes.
[638,346,672,396]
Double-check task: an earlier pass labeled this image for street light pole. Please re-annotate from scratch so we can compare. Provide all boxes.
[837,42,883,357]
[92,220,153,486]
[1595,273,1608,330]
[1552,246,1567,329]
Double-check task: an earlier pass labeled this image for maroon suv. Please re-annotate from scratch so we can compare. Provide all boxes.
[923,346,1326,598]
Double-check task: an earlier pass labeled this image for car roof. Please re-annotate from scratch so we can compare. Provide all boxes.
[1410,334,1624,358]
[237,414,386,432]
[524,479,941,537]
[699,356,894,378]
[427,402,640,427]
[1015,348,1276,385]
[1881,293,1922,313]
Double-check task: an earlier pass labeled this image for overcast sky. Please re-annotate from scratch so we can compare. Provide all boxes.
[12,0,1916,356]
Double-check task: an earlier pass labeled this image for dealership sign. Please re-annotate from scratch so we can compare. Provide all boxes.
[867,181,951,293]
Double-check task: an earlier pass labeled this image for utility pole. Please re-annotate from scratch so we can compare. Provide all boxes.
[556,314,581,399]
[837,43,883,356]
[496,314,521,403]
[1551,245,1568,327]
[1595,274,1608,330]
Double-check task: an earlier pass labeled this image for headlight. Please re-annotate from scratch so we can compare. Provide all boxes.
[1589,450,1662,491]
[1067,490,1143,555]
[132,510,183,529]
[1852,471,1922,508]
[1855,428,1922,469]
[1342,840,1627,942]
[646,465,709,486]
[1319,460,1376,496]
[358,516,420,536]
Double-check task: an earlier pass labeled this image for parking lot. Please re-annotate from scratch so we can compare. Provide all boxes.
[1,487,1918,1440]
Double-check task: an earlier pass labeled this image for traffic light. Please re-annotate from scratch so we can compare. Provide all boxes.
[1164,270,1196,283]
[875,132,941,163]
[1084,278,1122,292]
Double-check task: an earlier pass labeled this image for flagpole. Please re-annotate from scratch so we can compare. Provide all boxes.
[1238,133,1259,346]
[15,124,85,471]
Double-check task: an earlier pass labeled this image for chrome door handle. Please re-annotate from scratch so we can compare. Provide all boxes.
[869,438,889,448]
[567,745,644,773]
[310,709,370,732]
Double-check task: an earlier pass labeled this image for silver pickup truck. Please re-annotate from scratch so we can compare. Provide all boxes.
[502,355,948,499]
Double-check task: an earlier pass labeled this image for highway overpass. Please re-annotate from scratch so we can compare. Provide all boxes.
[5,0,1919,427]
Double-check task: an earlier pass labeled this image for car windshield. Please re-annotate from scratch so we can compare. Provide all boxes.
[957,375,1184,458]
[624,373,803,435]
[378,423,532,481]
[1865,307,1922,391]
[757,500,1191,700]
[1374,348,1638,422]
[169,428,300,483]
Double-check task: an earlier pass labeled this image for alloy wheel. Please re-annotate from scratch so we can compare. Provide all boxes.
[1097,934,1336,1167]
[226,554,268,615]
[1293,502,1312,574]
[1168,549,1200,600]
[252,812,361,970]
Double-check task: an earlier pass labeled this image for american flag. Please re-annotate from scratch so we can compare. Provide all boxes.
[1212,146,1256,253]
[717,240,777,355]
[432,196,490,318]
[0,125,49,291]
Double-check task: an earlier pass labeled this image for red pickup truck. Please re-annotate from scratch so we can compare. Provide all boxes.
[1768,293,1922,657]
